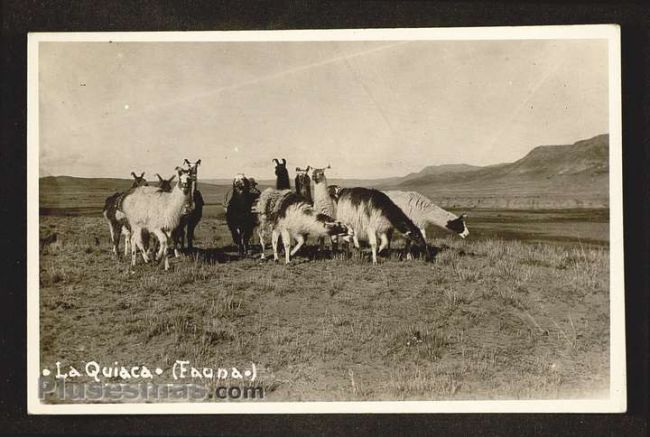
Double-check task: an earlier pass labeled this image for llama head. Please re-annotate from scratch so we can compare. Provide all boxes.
[232,174,252,193]
[247,177,260,194]
[404,228,428,248]
[175,167,192,194]
[273,158,287,172]
[130,171,148,188]
[295,166,312,187]
[155,173,176,192]
[311,165,331,184]
[183,159,201,181]
[325,221,350,238]
[446,213,469,238]
[327,184,342,200]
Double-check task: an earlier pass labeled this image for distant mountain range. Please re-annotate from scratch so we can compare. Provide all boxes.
[382,134,609,208]
[40,134,609,210]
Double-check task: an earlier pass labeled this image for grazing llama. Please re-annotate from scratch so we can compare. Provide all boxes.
[383,191,469,245]
[256,189,349,264]
[334,187,428,264]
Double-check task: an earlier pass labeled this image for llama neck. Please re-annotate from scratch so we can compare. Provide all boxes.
[170,185,190,214]
[313,179,329,198]
[425,204,458,228]
[277,175,290,190]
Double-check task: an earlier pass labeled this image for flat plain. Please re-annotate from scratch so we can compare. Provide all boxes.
[38,199,610,401]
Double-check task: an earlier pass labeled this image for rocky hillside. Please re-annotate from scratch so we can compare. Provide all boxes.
[382,134,609,209]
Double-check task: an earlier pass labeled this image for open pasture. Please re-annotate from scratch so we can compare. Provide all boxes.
[38,207,610,401]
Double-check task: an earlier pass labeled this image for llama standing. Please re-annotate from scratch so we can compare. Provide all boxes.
[226,174,260,256]
[294,166,312,203]
[273,158,290,189]
[119,167,193,270]
[334,187,428,264]
[172,159,204,252]
[102,171,148,257]
[255,158,290,258]
[311,165,338,252]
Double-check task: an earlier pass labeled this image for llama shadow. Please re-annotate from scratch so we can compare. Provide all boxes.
[411,244,442,262]
[179,243,446,265]
[184,246,242,264]
[294,243,443,263]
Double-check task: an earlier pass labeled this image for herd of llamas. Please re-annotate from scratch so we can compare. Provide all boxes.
[103,158,469,270]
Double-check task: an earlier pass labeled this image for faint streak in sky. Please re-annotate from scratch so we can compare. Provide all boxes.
[47,41,410,140]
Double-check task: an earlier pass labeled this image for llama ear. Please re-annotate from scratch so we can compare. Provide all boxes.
[169,175,176,182]
[460,213,468,219]
[140,172,145,178]
[131,172,137,179]
[195,159,201,166]
[175,166,182,172]
[184,159,191,166]
[281,158,286,165]
[156,173,163,182]
[272,158,279,165]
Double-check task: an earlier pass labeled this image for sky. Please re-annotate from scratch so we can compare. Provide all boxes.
[38,38,609,180]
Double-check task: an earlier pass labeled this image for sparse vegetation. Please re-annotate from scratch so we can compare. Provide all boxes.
[39,210,610,401]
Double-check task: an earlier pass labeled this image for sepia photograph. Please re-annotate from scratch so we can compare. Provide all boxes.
[27,26,625,413]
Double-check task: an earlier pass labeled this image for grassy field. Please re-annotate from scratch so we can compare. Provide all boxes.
[38,207,610,402]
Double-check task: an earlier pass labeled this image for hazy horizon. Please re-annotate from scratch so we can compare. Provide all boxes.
[40,131,608,182]
[39,39,609,180]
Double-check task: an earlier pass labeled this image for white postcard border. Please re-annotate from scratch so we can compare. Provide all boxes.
[27,24,625,414]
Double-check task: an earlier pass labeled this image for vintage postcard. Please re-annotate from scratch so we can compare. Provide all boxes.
[27,25,625,413]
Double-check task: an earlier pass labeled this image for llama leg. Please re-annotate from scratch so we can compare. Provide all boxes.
[163,231,172,271]
[367,228,378,264]
[122,226,131,257]
[318,236,325,252]
[290,234,305,257]
[378,232,389,254]
[258,228,266,260]
[271,229,280,262]
[136,229,150,262]
[186,223,194,251]
[153,229,169,269]
[154,232,165,261]
[130,230,140,266]
[108,222,117,255]
[282,229,292,264]
[386,229,393,251]
[330,235,338,254]
[243,227,253,256]
[180,225,186,250]
[344,240,352,258]
[135,230,150,263]
[172,228,181,258]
